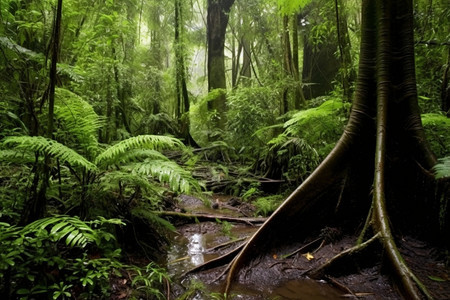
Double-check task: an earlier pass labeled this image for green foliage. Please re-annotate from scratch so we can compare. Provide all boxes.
[129,262,170,299]
[226,86,280,149]
[259,98,348,181]
[95,135,184,166]
[135,159,203,194]
[277,0,311,15]
[434,157,450,179]
[3,135,97,171]
[422,113,450,158]
[53,88,103,159]
[254,195,284,217]
[0,216,125,299]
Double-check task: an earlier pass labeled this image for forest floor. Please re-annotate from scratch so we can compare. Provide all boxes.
[112,194,450,299]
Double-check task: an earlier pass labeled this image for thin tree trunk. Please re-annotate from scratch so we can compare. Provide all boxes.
[207,0,235,130]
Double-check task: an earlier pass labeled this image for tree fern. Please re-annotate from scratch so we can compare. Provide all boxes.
[95,135,184,166]
[434,157,450,179]
[3,136,96,171]
[134,159,202,194]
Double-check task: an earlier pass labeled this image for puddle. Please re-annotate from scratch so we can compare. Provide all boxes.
[167,222,256,278]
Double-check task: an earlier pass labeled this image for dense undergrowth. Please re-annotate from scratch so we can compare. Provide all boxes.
[1,85,449,298]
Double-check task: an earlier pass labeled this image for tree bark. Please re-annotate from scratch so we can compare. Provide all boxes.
[207,0,235,130]
[223,0,441,298]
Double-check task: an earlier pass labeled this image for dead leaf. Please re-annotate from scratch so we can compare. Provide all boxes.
[303,252,314,260]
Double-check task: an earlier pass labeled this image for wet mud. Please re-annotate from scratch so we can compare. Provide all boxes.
[165,195,450,299]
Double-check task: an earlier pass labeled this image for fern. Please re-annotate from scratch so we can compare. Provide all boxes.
[131,207,176,232]
[100,170,157,193]
[22,215,124,248]
[111,149,170,165]
[434,157,450,179]
[2,136,96,171]
[0,149,35,164]
[95,135,184,166]
[134,159,202,194]
[53,88,102,158]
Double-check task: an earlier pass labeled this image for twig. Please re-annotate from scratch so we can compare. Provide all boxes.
[281,237,322,259]
[205,237,248,253]
[325,275,357,299]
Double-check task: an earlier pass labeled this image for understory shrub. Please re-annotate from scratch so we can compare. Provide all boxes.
[0,215,169,299]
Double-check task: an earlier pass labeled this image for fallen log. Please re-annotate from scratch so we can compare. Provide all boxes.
[152,211,267,225]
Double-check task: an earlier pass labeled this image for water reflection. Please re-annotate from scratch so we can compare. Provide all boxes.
[187,233,205,266]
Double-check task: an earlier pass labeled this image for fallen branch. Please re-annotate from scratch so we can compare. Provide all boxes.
[153,210,267,225]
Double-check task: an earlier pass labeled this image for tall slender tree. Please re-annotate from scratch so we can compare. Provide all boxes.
[206,0,235,131]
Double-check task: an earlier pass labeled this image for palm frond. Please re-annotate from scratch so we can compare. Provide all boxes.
[95,135,184,166]
[2,136,96,171]
[134,159,203,194]
[434,156,450,179]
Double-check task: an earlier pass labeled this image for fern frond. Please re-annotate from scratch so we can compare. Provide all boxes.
[134,159,202,194]
[113,149,170,165]
[23,216,123,247]
[54,88,102,158]
[95,135,184,166]
[100,170,156,193]
[3,136,96,171]
[131,207,176,232]
[434,156,450,179]
[284,100,348,135]
[0,149,35,164]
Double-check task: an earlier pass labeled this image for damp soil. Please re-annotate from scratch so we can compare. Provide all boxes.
[164,194,450,300]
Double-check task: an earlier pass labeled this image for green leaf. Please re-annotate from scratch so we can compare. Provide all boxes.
[428,275,446,282]
[3,136,96,171]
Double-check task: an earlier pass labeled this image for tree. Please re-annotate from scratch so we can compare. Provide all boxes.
[223,0,447,299]
[206,0,235,130]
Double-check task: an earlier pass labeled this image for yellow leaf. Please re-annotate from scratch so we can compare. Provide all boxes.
[303,252,314,260]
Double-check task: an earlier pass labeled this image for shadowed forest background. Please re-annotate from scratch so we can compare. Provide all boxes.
[0,0,449,299]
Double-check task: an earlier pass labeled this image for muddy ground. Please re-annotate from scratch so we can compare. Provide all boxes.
[110,194,449,299]
[165,195,450,300]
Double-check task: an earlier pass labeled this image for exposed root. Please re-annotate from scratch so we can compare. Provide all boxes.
[184,244,243,277]
[308,232,380,279]
[205,237,248,253]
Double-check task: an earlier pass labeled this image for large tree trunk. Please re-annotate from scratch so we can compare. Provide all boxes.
[223,0,443,298]
[207,0,235,130]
